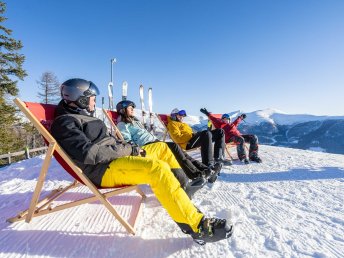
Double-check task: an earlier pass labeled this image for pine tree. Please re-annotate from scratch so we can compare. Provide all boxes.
[0,1,27,157]
[37,71,60,104]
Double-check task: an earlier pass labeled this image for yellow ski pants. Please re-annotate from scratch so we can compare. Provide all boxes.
[142,142,180,169]
[101,142,203,232]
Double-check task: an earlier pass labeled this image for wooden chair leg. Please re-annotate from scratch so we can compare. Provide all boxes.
[225,145,233,160]
[26,142,56,222]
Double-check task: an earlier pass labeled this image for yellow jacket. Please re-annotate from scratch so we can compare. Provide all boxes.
[167,117,193,149]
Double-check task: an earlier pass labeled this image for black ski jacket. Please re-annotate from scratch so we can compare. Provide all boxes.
[51,101,136,186]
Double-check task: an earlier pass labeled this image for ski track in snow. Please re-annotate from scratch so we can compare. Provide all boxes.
[0,145,344,258]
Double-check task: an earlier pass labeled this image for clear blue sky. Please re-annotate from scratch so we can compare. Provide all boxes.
[6,0,344,115]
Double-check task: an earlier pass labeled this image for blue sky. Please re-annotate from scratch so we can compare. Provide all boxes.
[5,0,344,115]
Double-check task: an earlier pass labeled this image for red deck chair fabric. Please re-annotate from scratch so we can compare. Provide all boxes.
[158,114,169,127]
[156,114,170,142]
[24,101,84,183]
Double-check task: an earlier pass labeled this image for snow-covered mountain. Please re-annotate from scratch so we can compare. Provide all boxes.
[1,145,343,257]
[181,109,344,155]
[232,108,344,126]
[184,108,344,126]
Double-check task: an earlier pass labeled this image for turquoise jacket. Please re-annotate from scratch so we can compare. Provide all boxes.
[117,117,157,147]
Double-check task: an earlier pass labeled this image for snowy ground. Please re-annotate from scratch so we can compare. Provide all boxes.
[0,145,344,258]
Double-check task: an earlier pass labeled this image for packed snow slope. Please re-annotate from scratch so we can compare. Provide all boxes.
[0,145,343,258]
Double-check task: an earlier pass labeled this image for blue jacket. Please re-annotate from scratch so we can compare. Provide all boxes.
[117,117,157,147]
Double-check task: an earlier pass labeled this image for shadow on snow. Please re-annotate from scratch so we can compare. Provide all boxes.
[220,167,344,183]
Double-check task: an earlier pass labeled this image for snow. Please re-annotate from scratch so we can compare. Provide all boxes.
[1,145,344,257]
[309,147,326,153]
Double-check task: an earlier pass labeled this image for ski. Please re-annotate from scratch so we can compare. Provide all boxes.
[108,82,113,110]
[101,97,105,122]
[148,87,154,132]
[139,85,147,128]
[122,81,128,101]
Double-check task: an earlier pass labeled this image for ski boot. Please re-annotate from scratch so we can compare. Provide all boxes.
[202,167,213,178]
[185,177,207,199]
[215,158,233,166]
[207,162,222,183]
[240,158,250,164]
[191,217,234,245]
[249,156,262,163]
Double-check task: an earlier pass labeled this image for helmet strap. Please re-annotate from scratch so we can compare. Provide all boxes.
[75,96,89,109]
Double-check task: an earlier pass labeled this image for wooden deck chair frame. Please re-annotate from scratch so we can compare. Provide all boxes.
[156,114,170,143]
[102,108,125,141]
[7,98,146,235]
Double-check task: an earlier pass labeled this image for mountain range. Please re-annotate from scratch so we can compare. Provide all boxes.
[183,108,344,155]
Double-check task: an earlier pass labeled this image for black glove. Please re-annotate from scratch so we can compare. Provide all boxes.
[241,114,247,119]
[130,142,142,156]
[139,149,146,157]
[200,108,210,116]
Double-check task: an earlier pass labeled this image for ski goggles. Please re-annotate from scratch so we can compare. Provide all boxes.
[121,100,136,109]
[83,81,100,97]
[176,110,187,117]
[221,114,230,120]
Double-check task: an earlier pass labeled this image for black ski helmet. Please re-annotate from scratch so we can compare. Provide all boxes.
[60,78,100,109]
[116,100,136,114]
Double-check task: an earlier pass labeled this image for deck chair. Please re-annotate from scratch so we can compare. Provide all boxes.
[156,114,171,142]
[7,98,146,235]
[102,108,124,141]
[209,114,249,160]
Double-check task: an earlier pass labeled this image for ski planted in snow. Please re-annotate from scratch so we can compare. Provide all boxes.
[148,87,154,132]
[101,97,105,122]
[108,82,113,110]
[122,81,128,101]
[139,84,148,128]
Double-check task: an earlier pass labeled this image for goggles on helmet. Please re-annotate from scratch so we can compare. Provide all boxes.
[177,110,187,117]
[83,81,100,97]
[120,100,136,109]
[221,114,230,120]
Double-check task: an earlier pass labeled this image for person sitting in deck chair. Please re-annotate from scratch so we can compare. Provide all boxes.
[167,108,230,176]
[200,108,262,164]
[50,78,233,244]
[116,100,220,188]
